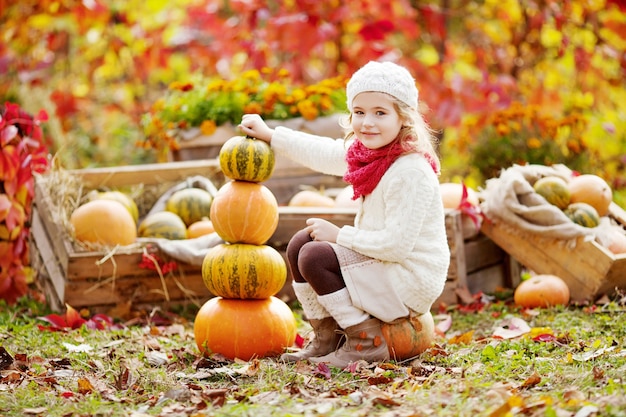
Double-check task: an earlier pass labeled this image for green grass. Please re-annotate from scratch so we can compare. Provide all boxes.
[1,296,625,416]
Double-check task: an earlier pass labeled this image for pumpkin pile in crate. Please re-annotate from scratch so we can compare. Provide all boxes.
[194,136,297,361]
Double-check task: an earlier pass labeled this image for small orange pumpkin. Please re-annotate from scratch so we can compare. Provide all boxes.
[209,180,279,245]
[70,199,137,247]
[288,189,335,208]
[187,217,215,239]
[568,174,612,217]
[606,229,626,255]
[334,185,360,209]
[439,182,481,239]
[381,311,435,360]
[513,274,570,308]
[194,296,297,361]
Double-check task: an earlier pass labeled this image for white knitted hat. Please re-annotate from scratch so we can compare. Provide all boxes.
[346,61,418,110]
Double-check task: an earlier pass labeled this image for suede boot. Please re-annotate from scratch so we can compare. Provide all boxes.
[280,317,344,362]
[310,317,389,368]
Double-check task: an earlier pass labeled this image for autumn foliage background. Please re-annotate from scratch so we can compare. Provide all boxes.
[1,0,626,301]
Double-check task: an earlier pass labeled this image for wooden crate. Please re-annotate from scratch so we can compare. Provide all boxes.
[436,210,520,306]
[30,160,352,312]
[481,202,626,303]
[30,160,224,312]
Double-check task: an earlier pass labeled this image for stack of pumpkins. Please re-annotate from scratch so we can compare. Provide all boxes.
[194,136,297,361]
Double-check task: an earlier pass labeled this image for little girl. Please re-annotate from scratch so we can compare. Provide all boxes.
[239,61,450,368]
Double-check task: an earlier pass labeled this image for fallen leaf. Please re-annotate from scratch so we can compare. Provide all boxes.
[0,346,13,370]
[519,371,541,389]
[572,346,616,362]
[63,343,93,353]
[77,377,94,394]
[314,362,331,379]
[434,313,452,335]
[448,330,474,345]
[22,407,48,415]
[492,317,530,339]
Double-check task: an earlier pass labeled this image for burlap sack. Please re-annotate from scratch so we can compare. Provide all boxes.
[479,164,596,247]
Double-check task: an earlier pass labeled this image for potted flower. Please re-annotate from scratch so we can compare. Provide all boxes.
[140,68,348,162]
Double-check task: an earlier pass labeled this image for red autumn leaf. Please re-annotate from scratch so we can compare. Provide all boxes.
[314,362,332,379]
[294,333,305,348]
[532,333,557,343]
[35,109,49,123]
[421,4,446,40]
[38,304,122,331]
[358,20,394,41]
[0,264,28,304]
[458,182,482,231]
[0,145,19,181]
[0,194,10,221]
[139,250,178,274]
[4,200,25,231]
[49,90,79,119]
[0,124,18,146]
[38,304,87,331]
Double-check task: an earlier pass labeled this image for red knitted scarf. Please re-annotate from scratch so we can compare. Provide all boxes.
[343,139,438,200]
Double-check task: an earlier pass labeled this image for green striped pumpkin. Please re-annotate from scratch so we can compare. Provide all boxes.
[202,243,287,299]
[165,187,213,226]
[219,136,275,183]
[533,176,571,209]
[564,202,600,228]
[138,211,187,239]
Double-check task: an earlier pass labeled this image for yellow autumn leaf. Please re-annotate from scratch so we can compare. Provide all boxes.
[416,44,440,66]
[26,14,54,29]
[540,26,563,48]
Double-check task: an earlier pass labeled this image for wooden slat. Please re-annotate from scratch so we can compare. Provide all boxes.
[63,270,210,308]
[464,235,505,274]
[33,179,74,275]
[69,159,222,189]
[481,220,619,302]
[445,210,468,290]
[270,207,357,247]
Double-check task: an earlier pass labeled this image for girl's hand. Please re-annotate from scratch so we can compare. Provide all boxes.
[239,114,274,143]
[305,218,340,243]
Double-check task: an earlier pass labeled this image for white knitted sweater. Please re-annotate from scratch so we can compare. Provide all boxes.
[271,127,450,313]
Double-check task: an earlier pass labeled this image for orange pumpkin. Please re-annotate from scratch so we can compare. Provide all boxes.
[187,217,215,239]
[439,182,481,239]
[381,311,435,360]
[606,229,626,255]
[513,274,570,308]
[439,182,479,208]
[334,185,360,209]
[202,243,287,299]
[209,180,279,245]
[194,296,297,361]
[288,189,335,208]
[88,190,139,225]
[568,174,612,217]
[70,199,137,247]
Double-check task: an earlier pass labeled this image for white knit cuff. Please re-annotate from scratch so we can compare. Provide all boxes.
[292,282,330,320]
[317,288,369,329]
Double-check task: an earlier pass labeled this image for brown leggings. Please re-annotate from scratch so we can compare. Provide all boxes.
[286,229,346,295]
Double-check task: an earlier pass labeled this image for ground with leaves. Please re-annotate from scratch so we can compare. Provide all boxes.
[1,294,625,417]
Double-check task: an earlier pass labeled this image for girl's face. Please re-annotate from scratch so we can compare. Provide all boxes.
[350,92,403,149]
